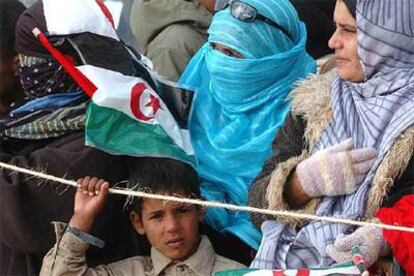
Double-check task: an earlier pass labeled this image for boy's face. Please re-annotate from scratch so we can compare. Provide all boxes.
[130,196,204,261]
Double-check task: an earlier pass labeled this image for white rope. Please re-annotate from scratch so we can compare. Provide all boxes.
[1,161,414,233]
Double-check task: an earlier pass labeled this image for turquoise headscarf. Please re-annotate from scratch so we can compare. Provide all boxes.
[179,0,316,249]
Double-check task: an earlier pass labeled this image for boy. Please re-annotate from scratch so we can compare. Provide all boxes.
[40,158,244,275]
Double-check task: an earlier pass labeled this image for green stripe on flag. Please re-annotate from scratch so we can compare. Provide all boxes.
[215,268,259,276]
[85,102,194,165]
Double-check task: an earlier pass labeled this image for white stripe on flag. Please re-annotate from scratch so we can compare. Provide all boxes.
[43,0,118,40]
[78,65,194,155]
[245,271,274,276]
[244,265,360,276]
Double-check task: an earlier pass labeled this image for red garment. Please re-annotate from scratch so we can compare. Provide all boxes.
[376,195,414,275]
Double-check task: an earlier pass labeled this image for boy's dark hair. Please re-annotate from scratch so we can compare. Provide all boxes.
[0,0,26,59]
[128,157,200,216]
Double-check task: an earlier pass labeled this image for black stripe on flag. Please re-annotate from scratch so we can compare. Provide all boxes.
[51,32,194,129]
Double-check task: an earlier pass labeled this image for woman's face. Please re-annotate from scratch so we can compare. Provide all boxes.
[328,0,364,82]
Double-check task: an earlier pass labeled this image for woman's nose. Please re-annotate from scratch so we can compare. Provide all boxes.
[328,29,341,50]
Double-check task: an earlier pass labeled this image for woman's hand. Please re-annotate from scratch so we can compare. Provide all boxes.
[296,139,377,198]
[326,223,390,267]
[69,177,110,232]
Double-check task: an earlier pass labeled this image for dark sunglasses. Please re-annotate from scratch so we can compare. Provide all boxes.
[214,0,293,41]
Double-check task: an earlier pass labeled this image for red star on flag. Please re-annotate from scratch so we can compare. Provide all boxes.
[145,94,162,115]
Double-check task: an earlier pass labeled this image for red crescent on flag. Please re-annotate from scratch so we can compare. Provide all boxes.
[130,83,154,121]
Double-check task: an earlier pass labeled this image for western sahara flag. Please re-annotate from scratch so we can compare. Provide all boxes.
[215,265,361,276]
[33,0,194,164]
[217,250,366,275]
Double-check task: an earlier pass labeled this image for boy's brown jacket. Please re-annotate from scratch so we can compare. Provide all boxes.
[40,222,244,276]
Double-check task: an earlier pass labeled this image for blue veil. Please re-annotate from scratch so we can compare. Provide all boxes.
[179,0,316,249]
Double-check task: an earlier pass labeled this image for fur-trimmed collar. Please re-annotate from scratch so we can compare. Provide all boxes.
[289,71,414,218]
[290,70,335,150]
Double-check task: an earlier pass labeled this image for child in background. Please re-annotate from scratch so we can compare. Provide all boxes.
[40,158,244,275]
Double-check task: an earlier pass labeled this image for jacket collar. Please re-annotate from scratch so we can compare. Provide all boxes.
[150,235,216,275]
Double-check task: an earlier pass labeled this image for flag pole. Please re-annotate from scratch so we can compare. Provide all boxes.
[32,28,97,98]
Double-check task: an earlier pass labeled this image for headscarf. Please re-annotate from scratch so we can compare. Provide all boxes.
[343,0,356,18]
[0,1,88,141]
[289,0,336,59]
[254,0,414,268]
[179,0,316,249]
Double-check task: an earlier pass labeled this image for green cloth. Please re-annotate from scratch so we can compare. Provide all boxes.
[129,0,212,81]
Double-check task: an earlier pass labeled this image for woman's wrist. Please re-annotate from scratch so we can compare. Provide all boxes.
[284,170,311,209]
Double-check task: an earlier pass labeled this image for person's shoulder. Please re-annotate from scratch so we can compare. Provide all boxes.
[198,236,246,272]
[212,254,246,271]
[107,255,152,273]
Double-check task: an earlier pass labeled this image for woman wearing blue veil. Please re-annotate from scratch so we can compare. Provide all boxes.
[179,0,316,251]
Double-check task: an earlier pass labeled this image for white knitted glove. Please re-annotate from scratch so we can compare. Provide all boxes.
[326,224,390,267]
[296,139,377,197]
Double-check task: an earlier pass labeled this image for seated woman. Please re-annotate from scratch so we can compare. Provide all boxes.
[179,0,316,254]
[249,0,413,270]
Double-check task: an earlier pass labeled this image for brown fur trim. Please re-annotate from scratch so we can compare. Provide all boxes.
[290,71,335,150]
[318,55,336,75]
[375,258,394,275]
[365,127,414,218]
[266,151,320,225]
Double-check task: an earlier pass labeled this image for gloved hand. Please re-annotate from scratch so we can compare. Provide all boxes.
[296,139,377,197]
[326,223,390,267]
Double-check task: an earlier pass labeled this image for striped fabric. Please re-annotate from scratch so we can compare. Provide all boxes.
[253,0,414,268]
[4,102,87,139]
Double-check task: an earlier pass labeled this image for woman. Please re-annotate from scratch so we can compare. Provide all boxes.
[179,0,316,251]
[249,0,414,270]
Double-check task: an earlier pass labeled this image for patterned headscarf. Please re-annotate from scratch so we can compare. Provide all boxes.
[18,55,81,99]
[180,0,315,249]
[253,0,414,268]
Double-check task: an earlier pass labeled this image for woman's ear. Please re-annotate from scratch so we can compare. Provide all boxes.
[129,211,146,235]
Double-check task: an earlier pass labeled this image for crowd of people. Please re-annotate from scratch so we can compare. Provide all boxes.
[0,0,412,275]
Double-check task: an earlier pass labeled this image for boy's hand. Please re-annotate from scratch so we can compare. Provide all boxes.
[69,177,110,232]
